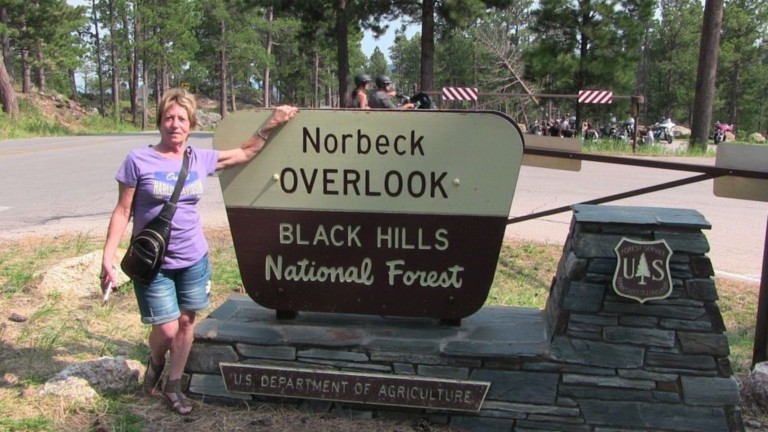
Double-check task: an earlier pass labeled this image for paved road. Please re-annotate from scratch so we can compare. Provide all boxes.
[1,133,766,281]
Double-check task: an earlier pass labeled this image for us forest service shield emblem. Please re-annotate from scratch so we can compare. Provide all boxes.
[613,238,673,303]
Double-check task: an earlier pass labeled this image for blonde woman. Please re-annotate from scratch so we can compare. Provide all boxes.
[100,89,297,414]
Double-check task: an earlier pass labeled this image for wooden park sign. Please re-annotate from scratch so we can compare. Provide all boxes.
[213,110,524,320]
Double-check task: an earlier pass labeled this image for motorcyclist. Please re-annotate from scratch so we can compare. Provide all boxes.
[350,73,371,109]
[368,75,415,110]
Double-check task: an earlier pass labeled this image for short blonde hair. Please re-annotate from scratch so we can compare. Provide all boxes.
[156,88,197,128]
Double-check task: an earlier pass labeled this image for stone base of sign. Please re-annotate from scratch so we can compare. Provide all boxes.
[187,205,744,431]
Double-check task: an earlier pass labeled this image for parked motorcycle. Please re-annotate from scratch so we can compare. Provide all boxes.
[527,121,543,135]
[652,118,675,144]
[611,118,634,142]
[712,122,734,144]
[396,92,436,109]
[599,119,629,141]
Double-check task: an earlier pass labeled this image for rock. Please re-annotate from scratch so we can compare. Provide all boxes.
[741,362,768,410]
[748,133,766,143]
[37,250,127,299]
[9,312,27,322]
[672,125,690,138]
[41,376,99,400]
[3,372,19,386]
[196,110,222,130]
[40,357,143,401]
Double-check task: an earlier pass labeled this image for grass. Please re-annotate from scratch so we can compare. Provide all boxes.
[581,137,718,156]
[0,228,760,431]
[0,93,141,140]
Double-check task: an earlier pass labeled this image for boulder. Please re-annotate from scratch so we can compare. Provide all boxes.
[38,250,128,299]
[196,110,222,130]
[748,133,766,143]
[673,125,691,138]
[40,357,143,401]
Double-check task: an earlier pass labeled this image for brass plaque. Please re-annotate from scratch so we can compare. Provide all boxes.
[613,238,673,303]
[220,363,490,412]
[213,110,524,319]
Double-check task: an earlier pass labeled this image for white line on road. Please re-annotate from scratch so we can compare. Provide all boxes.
[715,270,761,284]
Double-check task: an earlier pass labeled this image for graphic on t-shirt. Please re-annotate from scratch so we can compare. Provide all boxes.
[152,171,204,199]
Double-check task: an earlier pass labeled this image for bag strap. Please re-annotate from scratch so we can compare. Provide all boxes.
[157,147,191,221]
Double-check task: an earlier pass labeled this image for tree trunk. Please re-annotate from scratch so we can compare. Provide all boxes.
[314,50,320,107]
[1,6,12,82]
[263,7,273,107]
[575,10,591,136]
[727,62,740,127]
[35,45,46,93]
[93,0,105,116]
[420,0,435,92]
[0,54,18,117]
[689,0,724,149]
[21,48,31,93]
[142,60,148,131]
[335,0,349,107]
[127,9,138,125]
[230,71,236,112]
[140,0,148,131]
[109,0,119,122]
[219,19,228,118]
[69,68,78,101]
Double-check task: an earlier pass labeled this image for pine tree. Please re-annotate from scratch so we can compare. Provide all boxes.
[635,253,651,285]
[525,0,654,126]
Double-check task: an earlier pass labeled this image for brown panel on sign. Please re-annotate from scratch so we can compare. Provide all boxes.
[227,208,506,319]
[220,363,489,412]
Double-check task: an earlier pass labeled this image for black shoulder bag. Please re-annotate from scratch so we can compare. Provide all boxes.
[121,149,190,285]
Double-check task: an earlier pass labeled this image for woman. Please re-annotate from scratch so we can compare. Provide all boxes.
[350,73,371,108]
[99,89,298,415]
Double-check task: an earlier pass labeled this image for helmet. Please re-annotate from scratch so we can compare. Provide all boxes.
[353,73,371,86]
[375,75,392,88]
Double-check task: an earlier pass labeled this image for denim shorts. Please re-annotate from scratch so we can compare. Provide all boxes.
[133,254,211,325]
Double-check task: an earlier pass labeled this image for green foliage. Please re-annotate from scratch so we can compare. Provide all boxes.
[715,0,768,135]
[488,242,556,309]
[435,30,476,87]
[0,98,137,139]
[0,98,68,139]
[367,47,389,78]
[645,0,702,124]
[99,398,146,431]
[0,416,54,431]
[581,138,716,156]
[2,0,768,136]
[388,30,421,88]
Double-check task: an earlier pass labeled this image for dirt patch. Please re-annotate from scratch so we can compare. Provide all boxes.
[17,91,92,130]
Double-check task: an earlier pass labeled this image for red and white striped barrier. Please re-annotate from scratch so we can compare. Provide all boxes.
[578,90,613,104]
[442,87,479,101]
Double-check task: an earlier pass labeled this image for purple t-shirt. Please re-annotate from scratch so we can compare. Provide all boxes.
[116,146,219,269]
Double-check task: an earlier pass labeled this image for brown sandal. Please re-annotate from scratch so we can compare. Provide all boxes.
[143,354,165,395]
[164,379,193,415]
